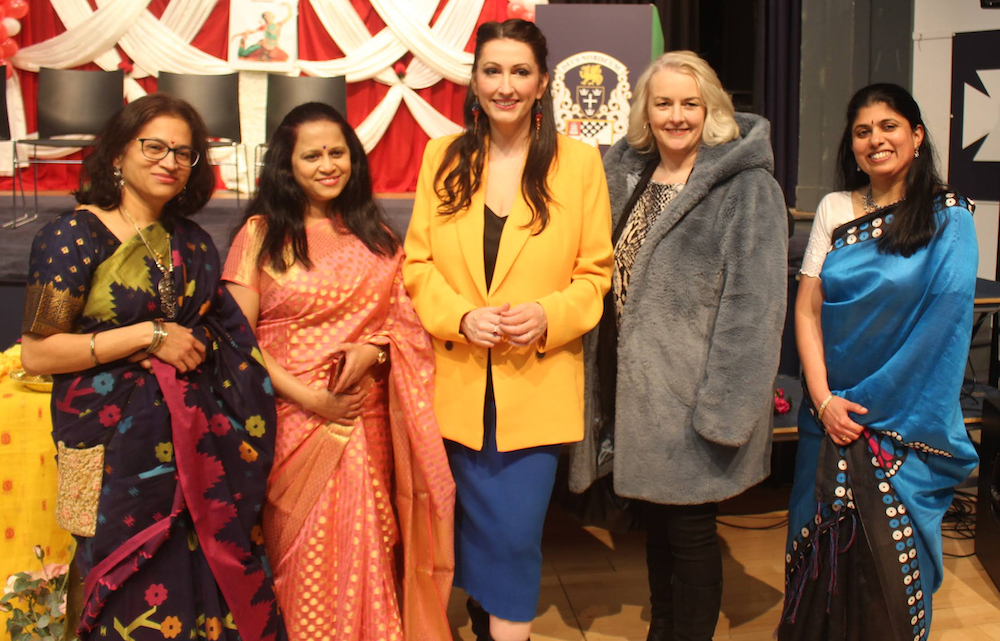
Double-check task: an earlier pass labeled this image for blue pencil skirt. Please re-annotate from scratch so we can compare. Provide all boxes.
[444,372,560,623]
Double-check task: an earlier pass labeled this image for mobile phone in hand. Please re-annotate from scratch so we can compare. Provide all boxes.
[327,354,345,391]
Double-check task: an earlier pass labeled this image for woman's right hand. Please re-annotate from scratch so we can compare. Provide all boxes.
[460,303,510,348]
[819,395,868,445]
[306,386,367,426]
[150,323,206,373]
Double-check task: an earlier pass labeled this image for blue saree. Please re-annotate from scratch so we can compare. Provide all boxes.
[779,194,979,640]
[22,210,286,641]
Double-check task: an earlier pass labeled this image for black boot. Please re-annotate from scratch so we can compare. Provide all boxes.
[647,616,672,641]
[672,577,722,641]
[466,598,493,641]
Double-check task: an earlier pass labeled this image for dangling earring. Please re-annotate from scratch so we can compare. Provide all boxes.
[533,100,543,141]
[113,166,124,192]
[471,99,481,135]
[914,147,920,158]
[856,164,862,173]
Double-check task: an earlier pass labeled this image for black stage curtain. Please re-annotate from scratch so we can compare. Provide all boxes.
[760,0,801,206]
[552,0,800,205]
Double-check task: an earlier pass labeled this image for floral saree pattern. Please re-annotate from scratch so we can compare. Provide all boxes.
[23,210,286,641]
[779,196,980,640]
[223,217,454,641]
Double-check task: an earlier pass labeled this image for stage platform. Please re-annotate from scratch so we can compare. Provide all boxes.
[0,194,417,348]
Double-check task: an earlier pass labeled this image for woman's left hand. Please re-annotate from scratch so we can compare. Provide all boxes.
[330,342,382,394]
[499,303,548,348]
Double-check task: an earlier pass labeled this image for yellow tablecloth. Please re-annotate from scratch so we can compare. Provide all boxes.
[0,376,73,627]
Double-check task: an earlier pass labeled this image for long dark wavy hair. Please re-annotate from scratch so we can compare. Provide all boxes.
[836,83,945,257]
[241,102,398,273]
[435,19,558,232]
[76,94,215,230]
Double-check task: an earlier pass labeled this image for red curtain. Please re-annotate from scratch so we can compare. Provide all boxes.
[2,0,508,193]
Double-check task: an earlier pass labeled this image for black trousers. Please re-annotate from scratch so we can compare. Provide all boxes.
[644,501,723,641]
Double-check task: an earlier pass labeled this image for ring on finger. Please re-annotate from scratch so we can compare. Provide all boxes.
[841,435,850,443]
[492,324,500,336]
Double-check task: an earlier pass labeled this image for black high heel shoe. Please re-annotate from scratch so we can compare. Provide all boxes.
[466,598,493,641]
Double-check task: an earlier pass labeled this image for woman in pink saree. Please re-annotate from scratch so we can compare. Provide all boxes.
[222,102,454,641]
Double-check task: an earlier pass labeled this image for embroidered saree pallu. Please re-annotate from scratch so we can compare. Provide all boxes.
[779,196,980,641]
[22,210,286,641]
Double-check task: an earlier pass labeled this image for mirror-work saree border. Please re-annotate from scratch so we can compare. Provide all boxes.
[23,210,286,641]
[779,195,980,641]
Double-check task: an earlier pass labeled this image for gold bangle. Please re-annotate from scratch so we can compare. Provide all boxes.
[817,394,834,422]
[90,333,100,366]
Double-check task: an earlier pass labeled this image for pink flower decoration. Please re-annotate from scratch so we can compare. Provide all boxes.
[209,414,230,436]
[144,583,168,607]
[99,404,122,427]
[773,388,792,415]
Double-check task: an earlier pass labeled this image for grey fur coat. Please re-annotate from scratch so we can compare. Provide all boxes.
[569,113,788,505]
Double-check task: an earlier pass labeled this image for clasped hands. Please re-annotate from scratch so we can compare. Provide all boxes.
[311,342,383,426]
[129,322,205,373]
[460,302,547,349]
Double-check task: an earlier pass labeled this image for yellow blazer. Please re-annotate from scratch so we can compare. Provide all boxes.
[403,134,613,452]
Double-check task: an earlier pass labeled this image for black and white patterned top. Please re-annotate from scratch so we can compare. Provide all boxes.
[613,180,684,327]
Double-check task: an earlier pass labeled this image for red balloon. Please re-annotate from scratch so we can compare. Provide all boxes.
[6,0,26,20]
[0,25,7,42]
[1,38,17,58]
[0,59,11,79]
[506,1,526,19]
[522,10,535,21]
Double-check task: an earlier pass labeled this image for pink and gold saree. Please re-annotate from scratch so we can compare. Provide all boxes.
[223,217,454,641]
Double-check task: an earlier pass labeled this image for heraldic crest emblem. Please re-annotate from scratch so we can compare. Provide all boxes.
[552,51,631,147]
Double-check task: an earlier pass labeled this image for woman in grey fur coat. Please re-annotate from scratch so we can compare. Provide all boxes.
[570,51,788,640]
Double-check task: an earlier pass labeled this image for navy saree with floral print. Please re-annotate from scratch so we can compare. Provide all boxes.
[779,195,979,641]
[22,210,286,641]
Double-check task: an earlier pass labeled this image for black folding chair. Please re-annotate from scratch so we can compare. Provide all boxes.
[157,72,245,206]
[15,68,124,222]
[0,65,28,229]
[254,74,348,188]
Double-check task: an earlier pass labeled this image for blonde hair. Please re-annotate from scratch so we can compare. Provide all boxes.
[626,50,739,153]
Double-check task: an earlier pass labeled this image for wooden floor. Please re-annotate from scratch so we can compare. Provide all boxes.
[446,505,1000,640]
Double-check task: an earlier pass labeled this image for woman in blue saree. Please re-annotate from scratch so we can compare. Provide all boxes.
[20,95,286,641]
[779,84,979,640]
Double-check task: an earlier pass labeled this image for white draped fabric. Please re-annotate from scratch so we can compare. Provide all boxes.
[106,0,232,77]
[299,0,482,151]
[159,0,220,44]
[12,0,150,73]
[0,0,497,179]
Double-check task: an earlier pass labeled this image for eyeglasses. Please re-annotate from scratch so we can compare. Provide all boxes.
[136,138,200,168]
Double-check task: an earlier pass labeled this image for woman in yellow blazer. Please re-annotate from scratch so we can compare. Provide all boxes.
[403,19,612,641]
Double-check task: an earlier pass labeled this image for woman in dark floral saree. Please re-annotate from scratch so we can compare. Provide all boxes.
[20,94,286,641]
[780,84,978,640]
